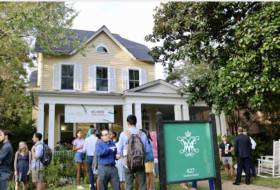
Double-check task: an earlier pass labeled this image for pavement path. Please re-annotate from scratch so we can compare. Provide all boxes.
[192,179,278,190]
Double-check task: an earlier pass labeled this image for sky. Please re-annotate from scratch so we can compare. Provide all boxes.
[70,1,167,80]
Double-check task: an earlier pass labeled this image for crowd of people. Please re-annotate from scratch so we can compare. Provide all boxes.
[0,115,257,190]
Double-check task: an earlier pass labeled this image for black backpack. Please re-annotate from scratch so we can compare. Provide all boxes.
[39,143,52,166]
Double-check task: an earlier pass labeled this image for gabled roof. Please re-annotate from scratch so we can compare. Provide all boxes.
[124,79,180,94]
[35,25,154,62]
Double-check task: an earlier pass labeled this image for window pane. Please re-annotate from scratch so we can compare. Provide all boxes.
[129,82,134,89]
[97,46,107,53]
[135,70,139,80]
[129,70,134,80]
[61,78,73,90]
[68,66,74,77]
[62,65,68,76]
[97,79,108,91]
[61,65,73,77]
[135,82,139,88]
[103,68,108,79]
[97,67,102,78]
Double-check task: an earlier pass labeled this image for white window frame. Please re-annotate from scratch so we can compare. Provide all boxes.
[142,113,152,131]
[59,62,76,92]
[95,42,109,53]
[95,65,111,93]
[127,67,141,89]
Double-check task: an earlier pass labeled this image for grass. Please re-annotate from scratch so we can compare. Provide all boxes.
[220,171,280,189]
[51,178,208,190]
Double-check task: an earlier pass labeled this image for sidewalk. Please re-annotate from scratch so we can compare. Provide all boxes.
[194,179,277,190]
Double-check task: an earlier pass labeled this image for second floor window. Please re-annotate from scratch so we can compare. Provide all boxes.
[97,67,108,91]
[61,65,74,90]
[129,70,139,89]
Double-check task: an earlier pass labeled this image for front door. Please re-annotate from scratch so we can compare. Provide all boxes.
[142,113,152,131]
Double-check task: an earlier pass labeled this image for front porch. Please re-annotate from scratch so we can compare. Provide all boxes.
[31,80,227,150]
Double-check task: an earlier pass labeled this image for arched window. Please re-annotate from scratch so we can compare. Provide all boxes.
[97,46,108,53]
[96,43,109,53]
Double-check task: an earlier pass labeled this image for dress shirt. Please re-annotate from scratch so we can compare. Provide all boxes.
[96,140,117,165]
[117,126,149,168]
[83,135,98,156]
[31,141,44,169]
[249,136,257,150]
[0,141,13,173]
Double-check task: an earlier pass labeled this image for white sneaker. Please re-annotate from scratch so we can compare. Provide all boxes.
[77,186,84,189]
[90,184,91,188]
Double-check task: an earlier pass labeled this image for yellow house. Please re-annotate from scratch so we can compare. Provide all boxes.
[29,26,227,150]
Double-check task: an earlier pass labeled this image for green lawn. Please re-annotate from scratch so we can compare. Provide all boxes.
[220,172,280,189]
[51,178,208,190]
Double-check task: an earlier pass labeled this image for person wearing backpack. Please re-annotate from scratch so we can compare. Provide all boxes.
[31,133,45,190]
[117,114,150,190]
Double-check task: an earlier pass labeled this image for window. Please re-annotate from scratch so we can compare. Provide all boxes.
[61,65,74,90]
[96,46,108,53]
[97,67,108,91]
[60,115,73,142]
[129,70,139,89]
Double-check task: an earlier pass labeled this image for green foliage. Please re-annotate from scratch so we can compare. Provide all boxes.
[0,2,94,136]
[146,2,280,117]
[164,59,212,87]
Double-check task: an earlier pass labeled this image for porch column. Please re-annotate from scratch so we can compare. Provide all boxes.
[174,104,182,120]
[123,103,132,131]
[212,110,221,135]
[37,103,45,141]
[135,103,142,129]
[73,123,77,137]
[48,103,55,150]
[182,105,190,120]
[220,111,227,136]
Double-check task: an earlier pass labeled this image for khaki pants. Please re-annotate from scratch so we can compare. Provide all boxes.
[32,165,45,182]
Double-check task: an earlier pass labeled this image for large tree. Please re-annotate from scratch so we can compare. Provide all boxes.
[146,2,280,118]
[0,2,92,148]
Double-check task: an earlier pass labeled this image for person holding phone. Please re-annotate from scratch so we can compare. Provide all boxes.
[96,129,120,190]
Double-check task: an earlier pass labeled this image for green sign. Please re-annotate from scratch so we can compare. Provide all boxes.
[163,122,216,183]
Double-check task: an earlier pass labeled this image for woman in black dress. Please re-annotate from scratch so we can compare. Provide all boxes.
[14,141,31,190]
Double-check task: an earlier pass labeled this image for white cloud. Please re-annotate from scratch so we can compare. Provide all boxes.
[72,2,167,80]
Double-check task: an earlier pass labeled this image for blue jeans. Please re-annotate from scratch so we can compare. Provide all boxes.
[192,180,214,189]
[87,156,96,190]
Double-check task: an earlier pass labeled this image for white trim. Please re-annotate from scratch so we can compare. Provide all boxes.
[95,42,109,53]
[95,65,111,93]
[126,67,142,86]
[69,26,137,61]
[40,53,43,90]
[59,62,76,92]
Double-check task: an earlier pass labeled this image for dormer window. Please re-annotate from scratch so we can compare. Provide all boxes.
[96,43,109,53]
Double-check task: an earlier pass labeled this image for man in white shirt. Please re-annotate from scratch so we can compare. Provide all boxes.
[83,128,98,190]
[243,129,257,179]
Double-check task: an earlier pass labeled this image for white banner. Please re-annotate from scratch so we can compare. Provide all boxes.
[65,105,114,123]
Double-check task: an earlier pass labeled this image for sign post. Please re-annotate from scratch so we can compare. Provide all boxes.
[156,111,222,190]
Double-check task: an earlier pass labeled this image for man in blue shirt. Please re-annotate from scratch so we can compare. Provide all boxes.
[96,129,120,190]
[0,130,13,190]
[117,115,149,190]
[31,133,45,190]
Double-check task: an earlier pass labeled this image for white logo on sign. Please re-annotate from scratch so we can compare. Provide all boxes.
[177,131,200,157]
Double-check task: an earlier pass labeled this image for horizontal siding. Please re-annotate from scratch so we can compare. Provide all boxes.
[43,32,155,93]
[112,106,123,134]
